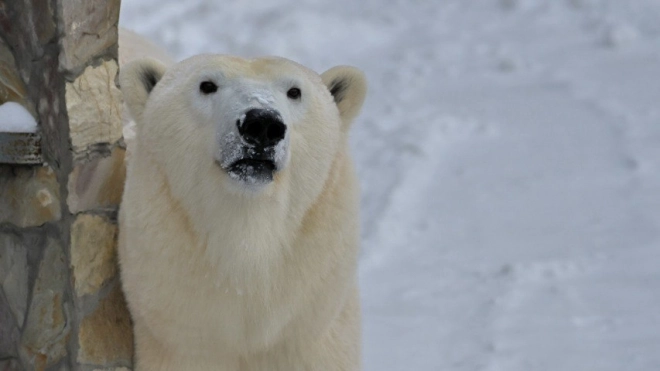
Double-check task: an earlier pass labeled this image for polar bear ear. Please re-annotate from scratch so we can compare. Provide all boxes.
[119,58,167,123]
[321,66,367,130]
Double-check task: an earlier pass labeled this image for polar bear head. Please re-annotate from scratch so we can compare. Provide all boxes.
[119,55,366,207]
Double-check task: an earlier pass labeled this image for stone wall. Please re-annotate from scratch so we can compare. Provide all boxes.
[0,0,132,370]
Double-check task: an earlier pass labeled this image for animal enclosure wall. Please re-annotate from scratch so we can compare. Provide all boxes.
[0,0,133,370]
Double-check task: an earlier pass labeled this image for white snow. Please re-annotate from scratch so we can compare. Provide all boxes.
[0,102,37,133]
[120,0,660,369]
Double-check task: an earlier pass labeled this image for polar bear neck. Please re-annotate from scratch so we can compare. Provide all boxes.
[142,155,298,289]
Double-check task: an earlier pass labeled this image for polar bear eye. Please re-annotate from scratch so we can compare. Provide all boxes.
[287,87,301,100]
[199,81,218,95]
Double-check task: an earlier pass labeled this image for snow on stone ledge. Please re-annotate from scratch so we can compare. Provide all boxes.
[0,102,38,133]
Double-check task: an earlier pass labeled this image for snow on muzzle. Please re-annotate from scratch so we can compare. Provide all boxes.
[217,108,289,185]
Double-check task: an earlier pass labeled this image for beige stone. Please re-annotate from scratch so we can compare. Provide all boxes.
[0,165,61,228]
[70,214,118,296]
[0,234,28,326]
[66,61,123,155]
[68,147,126,213]
[59,0,120,72]
[21,238,69,368]
[78,286,133,365]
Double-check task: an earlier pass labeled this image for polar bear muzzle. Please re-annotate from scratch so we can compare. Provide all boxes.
[218,108,289,185]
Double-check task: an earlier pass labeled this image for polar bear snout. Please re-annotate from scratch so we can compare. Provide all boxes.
[238,108,287,148]
[216,108,290,186]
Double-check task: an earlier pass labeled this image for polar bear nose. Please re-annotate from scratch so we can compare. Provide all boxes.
[239,108,287,147]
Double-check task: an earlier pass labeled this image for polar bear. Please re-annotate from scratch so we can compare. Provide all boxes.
[117,51,367,371]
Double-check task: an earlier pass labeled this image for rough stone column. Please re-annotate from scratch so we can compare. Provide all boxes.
[0,0,133,370]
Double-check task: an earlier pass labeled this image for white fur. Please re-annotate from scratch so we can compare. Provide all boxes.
[118,29,173,152]
[118,44,367,370]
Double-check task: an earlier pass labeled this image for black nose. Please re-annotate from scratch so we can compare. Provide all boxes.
[238,109,287,147]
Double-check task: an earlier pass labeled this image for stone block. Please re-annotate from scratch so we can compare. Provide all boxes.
[59,0,120,72]
[32,0,57,46]
[0,165,61,228]
[0,40,34,115]
[78,286,133,366]
[0,292,20,359]
[0,358,21,371]
[67,147,126,213]
[0,233,28,326]
[20,238,69,368]
[66,61,123,155]
[70,214,118,296]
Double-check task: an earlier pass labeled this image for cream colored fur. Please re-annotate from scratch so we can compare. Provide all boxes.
[118,29,173,152]
[117,45,367,370]
[119,28,174,67]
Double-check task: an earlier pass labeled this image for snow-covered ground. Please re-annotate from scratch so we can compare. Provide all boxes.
[120,1,660,369]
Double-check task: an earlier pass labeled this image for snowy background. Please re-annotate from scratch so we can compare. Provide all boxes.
[120,0,660,370]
